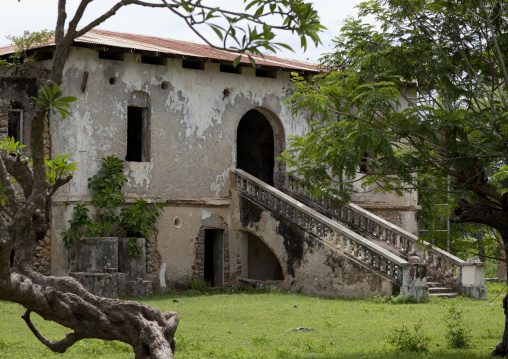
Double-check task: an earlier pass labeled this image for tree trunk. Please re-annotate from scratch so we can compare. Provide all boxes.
[490,231,508,357]
[449,200,508,356]
[0,270,178,358]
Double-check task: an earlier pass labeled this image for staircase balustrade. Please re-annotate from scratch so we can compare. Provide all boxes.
[286,176,465,285]
[233,169,413,285]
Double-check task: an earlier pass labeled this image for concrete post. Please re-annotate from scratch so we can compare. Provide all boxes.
[401,256,428,302]
[461,256,487,299]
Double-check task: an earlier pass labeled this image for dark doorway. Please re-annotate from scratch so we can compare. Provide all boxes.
[8,109,23,143]
[204,229,224,287]
[237,110,275,185]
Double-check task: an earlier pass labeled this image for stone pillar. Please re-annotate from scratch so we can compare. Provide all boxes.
[461,256,487,299]
[401,256,428,302]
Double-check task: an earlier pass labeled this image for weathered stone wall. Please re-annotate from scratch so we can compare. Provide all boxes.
[46,46,310,285]
[0,74,53,275]
[145,227,163,291]
[362,207,419,236]
[33,232,51,275]
[0,105,7,138]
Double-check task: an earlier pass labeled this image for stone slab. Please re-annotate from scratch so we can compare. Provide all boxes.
[70,271,126,298]
[78,237,118,273]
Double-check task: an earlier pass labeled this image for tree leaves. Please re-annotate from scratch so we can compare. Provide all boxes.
[282,0,508,231]
[33,83,77,119]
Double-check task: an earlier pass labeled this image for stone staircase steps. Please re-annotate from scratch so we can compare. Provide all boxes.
[427,277,459,298]
[430,292,459,298]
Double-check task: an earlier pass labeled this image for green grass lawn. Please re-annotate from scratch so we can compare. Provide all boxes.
[1,282,506,358]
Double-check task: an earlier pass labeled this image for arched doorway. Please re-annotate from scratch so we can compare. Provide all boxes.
[236,109,278,186]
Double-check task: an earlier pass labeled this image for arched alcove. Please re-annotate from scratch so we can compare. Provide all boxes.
[246,232,283,281]
[236,108,285,187]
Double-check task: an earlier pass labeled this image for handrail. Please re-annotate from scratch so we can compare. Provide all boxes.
[286,176,465,283]
[232,169,408,284]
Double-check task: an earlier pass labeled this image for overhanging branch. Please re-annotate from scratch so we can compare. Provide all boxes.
[22,310,84,353]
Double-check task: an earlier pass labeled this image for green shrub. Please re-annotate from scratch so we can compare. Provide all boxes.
[444,302,473,349]
[61,156,163,256]
[389,319,430,353]
[371,292,418,304]
[184,276,211,293]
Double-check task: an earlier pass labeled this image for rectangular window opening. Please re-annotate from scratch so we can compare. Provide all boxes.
[125,106,150,162]
[220,64,242,74]
[359,152,374,174]
[98,51,125,61]
[182,60,205,70]
[141,55,167,66]
[34,51,53,62]
[255,69,277,79]
[7,109,23,144]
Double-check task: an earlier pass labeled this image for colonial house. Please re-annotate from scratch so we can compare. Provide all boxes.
[0,29,485,299]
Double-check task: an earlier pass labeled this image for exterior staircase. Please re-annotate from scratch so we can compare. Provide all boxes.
[232,169,486,299]
[427,275,459,298]
[283,175,467,296]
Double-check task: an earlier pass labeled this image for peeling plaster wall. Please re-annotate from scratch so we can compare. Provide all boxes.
[50,47,305,202]
[47,47,309,282]
[0,75,54,275]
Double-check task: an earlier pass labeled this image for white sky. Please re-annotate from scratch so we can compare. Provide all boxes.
[0,0,363,63]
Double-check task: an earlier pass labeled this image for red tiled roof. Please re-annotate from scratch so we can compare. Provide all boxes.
[0,28,318,72]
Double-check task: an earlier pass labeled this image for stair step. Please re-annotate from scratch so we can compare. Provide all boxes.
[429,287,454,294]
[427,281,445,288]
[430,292,459,298]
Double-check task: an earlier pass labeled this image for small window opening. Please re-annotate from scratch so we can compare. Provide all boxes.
[220,64,242,74]
[304,73,314,82]
[7,108,23,144]
[141,55,167,66]
[161,81,169,90]
[182,60,205,70]
[34,51,53,62]
[109,77,117,85]
[126,106,150,162]
[98,51,124,61]
[255,69,277,78]
[359,152,374,174]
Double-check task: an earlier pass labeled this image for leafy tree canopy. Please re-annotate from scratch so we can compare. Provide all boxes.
[283,0,508,242]
[283,3,508,353]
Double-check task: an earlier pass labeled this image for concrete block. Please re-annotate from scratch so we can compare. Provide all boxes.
[78,237,118,273]
[462,285,487,299]
[126,279,152,296]
[118,238,146,280]
[70,272,126,298]
[461,257,487,299]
